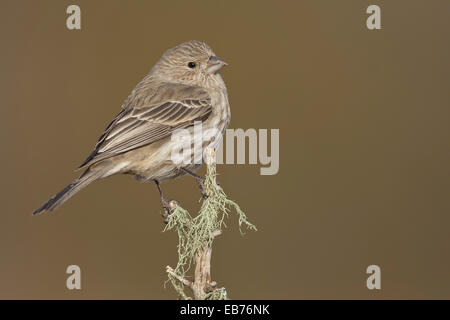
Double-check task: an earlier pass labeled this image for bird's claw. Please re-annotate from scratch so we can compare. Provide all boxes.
[200,190,209,199]
[197,180,209,199]
[161,199,180,224]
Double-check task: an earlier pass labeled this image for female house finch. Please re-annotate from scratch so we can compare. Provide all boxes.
[33,41,230,216]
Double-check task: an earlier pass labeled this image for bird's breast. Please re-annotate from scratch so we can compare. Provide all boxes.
[205,89,230,145]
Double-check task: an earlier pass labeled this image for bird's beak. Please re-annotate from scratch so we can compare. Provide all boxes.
[207,56,227,74]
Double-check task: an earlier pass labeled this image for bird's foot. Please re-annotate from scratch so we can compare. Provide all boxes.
[161,199,180,223]
[197,179,209,199]
[197,177,223,199]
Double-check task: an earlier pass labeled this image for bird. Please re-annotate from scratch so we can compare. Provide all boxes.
[32,41,230,217]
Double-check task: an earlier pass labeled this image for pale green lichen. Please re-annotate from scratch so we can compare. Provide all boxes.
[164,159,256,300]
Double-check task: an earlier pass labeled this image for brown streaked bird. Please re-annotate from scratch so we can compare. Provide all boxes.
[33,41,230,216]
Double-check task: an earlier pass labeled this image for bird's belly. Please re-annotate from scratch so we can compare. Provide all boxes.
[125,120,226,182]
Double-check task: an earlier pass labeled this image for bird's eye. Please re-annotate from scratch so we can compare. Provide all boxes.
[188,62,196,68]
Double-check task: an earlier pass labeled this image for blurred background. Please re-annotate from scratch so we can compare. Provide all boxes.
[1,0,449,299]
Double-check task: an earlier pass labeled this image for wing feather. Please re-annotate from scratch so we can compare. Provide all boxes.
[78,82,212,168]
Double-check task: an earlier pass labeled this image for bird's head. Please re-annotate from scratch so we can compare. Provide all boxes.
[150,41,227,88]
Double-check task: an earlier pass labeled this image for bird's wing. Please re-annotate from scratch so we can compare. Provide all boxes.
[78,82,212,168]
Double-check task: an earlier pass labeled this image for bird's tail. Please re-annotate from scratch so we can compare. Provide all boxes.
[32,169,102,215]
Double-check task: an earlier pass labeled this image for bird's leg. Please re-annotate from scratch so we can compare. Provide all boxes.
[181,168,208,198]
[154,180,177,222]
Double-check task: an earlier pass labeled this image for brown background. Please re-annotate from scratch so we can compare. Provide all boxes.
[1,0,449,299]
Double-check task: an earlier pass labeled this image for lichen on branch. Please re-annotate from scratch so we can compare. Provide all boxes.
[163,149,256,300]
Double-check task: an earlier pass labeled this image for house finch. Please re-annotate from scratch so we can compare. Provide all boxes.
[33,41,230,216]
